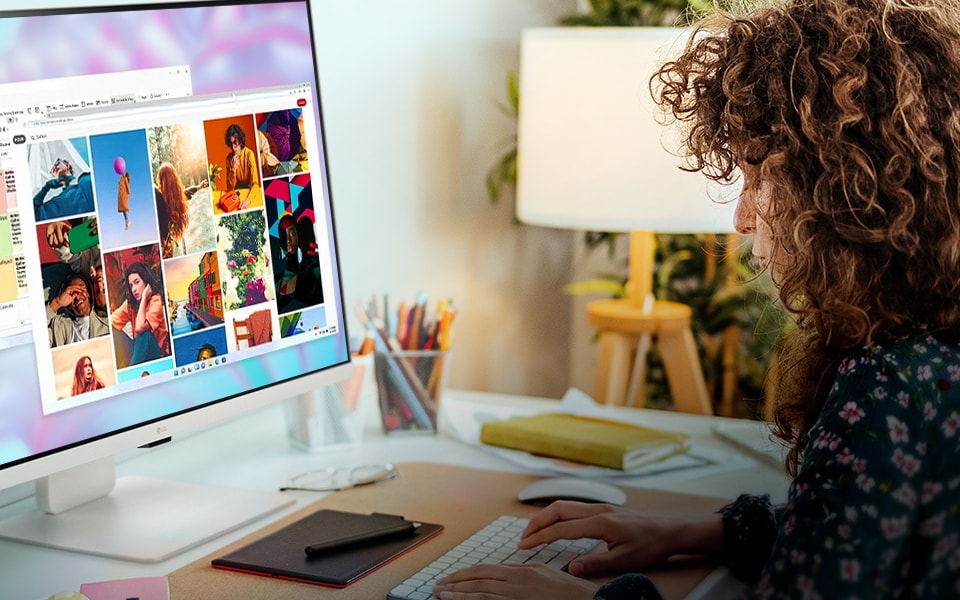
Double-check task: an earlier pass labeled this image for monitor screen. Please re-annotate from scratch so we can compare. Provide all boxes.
[0,0,352,559]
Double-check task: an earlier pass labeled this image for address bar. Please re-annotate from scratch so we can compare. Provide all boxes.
[25,83,311,129]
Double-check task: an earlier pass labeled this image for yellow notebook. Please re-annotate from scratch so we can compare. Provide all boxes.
[480,413,687,471]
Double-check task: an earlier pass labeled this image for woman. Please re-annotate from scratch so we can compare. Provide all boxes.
[196,343,217,361]
[154,162,208,258]
[434,0,960,598]
[71,356,105,396]
[117,170,131,230]
[32,157,95,221]
[224,124,259,192]
[46,271,109,348]
[110,262,170,366]
[276,212,320,303]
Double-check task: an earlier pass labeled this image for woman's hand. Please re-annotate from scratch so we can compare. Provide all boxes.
[133,284,154,335]
[50,278,88,313]
[46,221,72,248]
[430,501,724,600]
[433,564,598,600]
[519,501,724,577]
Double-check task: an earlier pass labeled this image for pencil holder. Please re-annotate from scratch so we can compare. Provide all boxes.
[374,349,448,434]
[284,353,372,451]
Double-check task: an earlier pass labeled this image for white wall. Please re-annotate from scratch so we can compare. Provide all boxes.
[311,1,582,398]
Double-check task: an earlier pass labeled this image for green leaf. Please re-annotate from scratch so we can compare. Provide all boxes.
[506,72,519,115]
[485,169,502,205]
[485,148,517,205]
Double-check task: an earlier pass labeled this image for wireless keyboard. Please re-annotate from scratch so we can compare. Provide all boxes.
[386,514,601,600]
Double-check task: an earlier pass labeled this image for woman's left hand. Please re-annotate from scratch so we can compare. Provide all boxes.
[432,564,598,600]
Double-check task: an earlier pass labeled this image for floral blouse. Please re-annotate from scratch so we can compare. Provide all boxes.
[596,333,960,599]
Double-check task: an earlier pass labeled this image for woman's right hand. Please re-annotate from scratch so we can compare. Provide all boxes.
[46,221,72,249]
[519,501,724,578]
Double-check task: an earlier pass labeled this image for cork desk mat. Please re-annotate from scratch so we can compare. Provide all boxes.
[169,462,728,600]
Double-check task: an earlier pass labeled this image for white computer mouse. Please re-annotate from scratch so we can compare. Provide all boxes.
[517,477,627,506]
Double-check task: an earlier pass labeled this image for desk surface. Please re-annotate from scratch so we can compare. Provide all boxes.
[0,389,790,600]
[171,462,729,600]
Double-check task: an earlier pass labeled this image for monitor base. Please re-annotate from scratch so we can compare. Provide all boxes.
[0,475,294,563]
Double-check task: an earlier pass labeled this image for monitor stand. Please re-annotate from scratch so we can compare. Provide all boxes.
[0,457,294,563]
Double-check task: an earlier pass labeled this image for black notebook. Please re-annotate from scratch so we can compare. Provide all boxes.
[212,509,443,587]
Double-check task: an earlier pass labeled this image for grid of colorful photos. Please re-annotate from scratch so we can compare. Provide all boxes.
[28,104,326,413]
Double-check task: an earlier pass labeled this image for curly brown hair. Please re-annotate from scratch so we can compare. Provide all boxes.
[654,0,960,475]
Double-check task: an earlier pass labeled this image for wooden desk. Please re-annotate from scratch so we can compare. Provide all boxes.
[0,391,786,599]
[170,462,727,600]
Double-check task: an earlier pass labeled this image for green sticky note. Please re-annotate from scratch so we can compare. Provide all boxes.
[0,214,12,257]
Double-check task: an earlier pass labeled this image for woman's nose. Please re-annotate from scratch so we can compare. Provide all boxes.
[734,192,757,235]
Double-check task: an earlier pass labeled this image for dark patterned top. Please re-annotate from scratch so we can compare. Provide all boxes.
[595,333,960,599]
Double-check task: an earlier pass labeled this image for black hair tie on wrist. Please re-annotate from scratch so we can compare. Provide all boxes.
[595,573,664,600]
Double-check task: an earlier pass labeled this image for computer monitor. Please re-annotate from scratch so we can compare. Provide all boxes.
[0,0,352,561]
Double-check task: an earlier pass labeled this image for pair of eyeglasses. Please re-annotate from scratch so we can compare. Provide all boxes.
[279,463,398,492]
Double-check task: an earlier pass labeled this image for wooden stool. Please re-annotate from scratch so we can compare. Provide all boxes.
[588,298,713,415]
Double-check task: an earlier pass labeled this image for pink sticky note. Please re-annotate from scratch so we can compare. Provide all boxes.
[79,576,169,600]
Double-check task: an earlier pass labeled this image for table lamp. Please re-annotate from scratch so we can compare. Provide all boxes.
[516,27,739,413]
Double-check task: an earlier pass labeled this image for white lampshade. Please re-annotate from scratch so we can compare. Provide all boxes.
[516,27,739,234]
